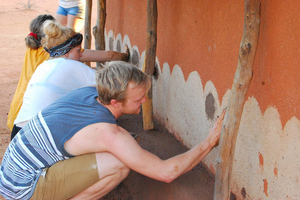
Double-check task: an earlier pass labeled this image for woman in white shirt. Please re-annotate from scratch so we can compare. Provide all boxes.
[12,20,97,139]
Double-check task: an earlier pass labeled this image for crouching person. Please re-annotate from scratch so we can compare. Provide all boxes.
[0,61,225,200]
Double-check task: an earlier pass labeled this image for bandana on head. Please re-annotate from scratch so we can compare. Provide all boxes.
[44,33,83,57]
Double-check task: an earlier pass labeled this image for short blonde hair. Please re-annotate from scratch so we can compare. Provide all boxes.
[41,20,76,49]
[96,61,151,105]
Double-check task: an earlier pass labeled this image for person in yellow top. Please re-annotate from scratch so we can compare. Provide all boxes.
[7,14,129,132]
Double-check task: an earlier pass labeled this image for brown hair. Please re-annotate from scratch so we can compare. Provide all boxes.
[25,14,55,49]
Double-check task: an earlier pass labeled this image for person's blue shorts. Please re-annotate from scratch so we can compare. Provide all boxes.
[56,5,84,19]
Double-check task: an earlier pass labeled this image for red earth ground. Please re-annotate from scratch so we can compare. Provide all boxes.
[0,1,218,199]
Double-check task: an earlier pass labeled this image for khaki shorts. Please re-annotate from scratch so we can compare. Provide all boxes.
[31,153,99,200]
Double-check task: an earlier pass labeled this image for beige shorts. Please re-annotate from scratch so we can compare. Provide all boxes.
[31,153,99,200]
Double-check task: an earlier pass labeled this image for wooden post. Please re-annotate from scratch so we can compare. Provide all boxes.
[93,0,106,69]
[84,0,92,67]
[142,0,157,130]
[213,0,261,199]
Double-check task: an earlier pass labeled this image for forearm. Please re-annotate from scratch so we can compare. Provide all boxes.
[163,139,214,181]
[131,111,224,183]
[80,49,128,62]
[180,109,225,173]
[107,50,129,61]
[182,139,213,173]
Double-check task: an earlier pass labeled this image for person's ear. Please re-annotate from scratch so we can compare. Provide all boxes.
[64,53,69,58]
[110,99,120,108]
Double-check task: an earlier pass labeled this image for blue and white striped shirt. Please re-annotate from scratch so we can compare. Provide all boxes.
[0,87,117,199]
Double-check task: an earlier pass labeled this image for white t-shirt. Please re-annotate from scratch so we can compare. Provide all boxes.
[14,58,96,126]
[59,0,83,8]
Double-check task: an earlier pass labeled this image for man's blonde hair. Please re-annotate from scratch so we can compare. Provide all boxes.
[96,61,151,105]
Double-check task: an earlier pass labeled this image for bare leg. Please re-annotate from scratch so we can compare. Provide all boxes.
[67,14,84,32]
[55,13,67,27]
[69,152,130,200]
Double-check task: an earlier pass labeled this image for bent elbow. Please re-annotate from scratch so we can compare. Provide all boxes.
[159,173,178,183]
[162,177,174,184]
[156,163,182,183]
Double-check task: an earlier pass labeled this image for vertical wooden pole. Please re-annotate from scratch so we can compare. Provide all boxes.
[93,0,106,69]
[84,0,92,67]
[142,0,157,130]
[213,0,261,199]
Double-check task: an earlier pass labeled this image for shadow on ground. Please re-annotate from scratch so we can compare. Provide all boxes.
[102,112,215,200]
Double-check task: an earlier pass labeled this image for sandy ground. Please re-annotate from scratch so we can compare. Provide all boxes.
[0,0,58,163]
[0,1,216,199]
[0,1,55,199]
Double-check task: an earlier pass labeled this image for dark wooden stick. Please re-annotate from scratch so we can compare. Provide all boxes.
[84,0,92,67]
[213,0,261,199]
[142,0,158,130]
[93,0,106,69]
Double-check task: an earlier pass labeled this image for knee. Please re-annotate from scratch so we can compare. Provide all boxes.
[115,162,130,180]
[95,152,130,180]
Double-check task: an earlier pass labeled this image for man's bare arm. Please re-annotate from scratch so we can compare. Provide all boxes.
[64,110,225,183]
[104,110,225,183]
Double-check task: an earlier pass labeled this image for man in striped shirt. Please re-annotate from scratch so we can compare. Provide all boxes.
[0,61,225,200]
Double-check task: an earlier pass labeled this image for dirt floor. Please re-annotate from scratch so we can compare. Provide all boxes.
[0,1,217,199]
[103,114,217,200]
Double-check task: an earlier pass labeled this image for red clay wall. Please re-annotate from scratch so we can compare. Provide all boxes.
[104,1,300,199]
[105,0,300,126]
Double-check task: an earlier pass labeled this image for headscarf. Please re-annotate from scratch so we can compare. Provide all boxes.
[44,33,83,57]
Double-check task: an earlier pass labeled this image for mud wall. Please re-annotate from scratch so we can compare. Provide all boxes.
[102,0,300,199]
